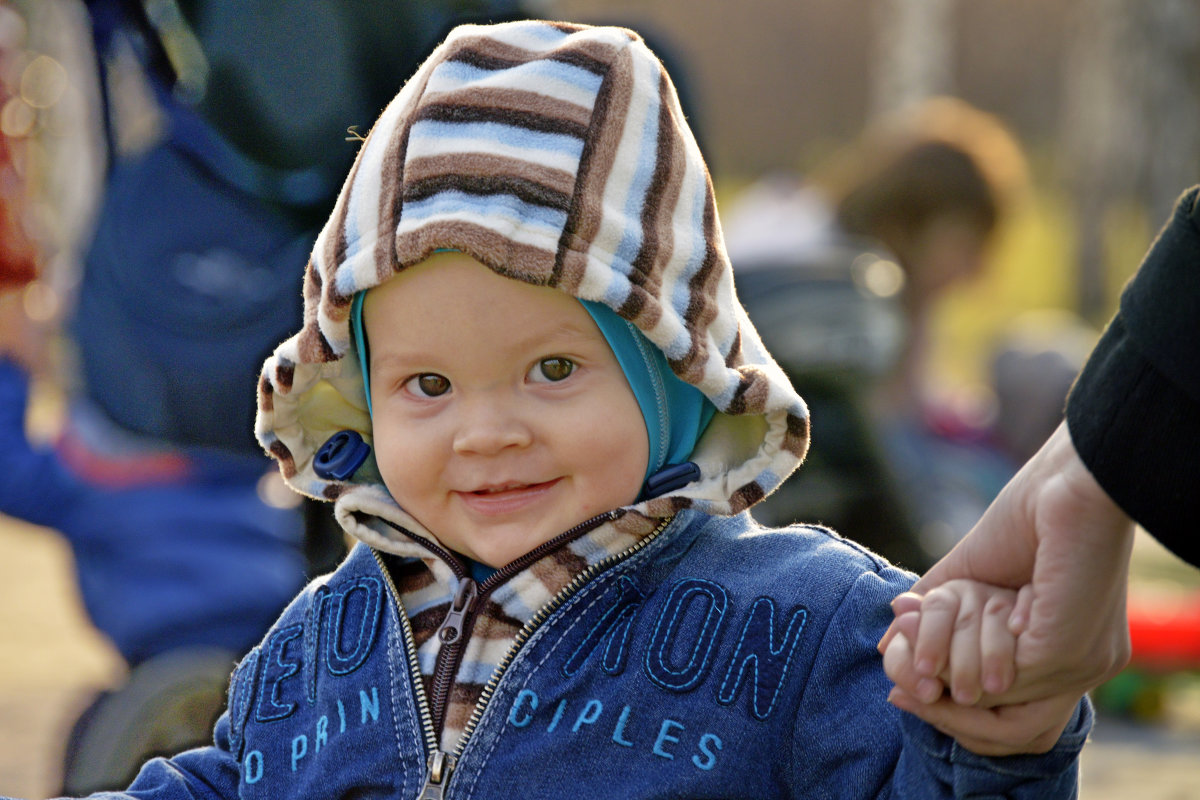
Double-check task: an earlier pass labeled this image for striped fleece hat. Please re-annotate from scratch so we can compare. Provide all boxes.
[256,20,809,551]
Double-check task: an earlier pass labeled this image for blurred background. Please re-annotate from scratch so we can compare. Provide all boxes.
[0,0,1197,797]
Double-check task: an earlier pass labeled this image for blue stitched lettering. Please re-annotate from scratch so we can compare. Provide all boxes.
[546,699,567,733]
[572,699,603,732]
[316,716,328,752]
[562,575,644,676]
[327,577,383,675]
[256,624,304,722]
[505,692,722,772]
[645,578,728,691]
[291,735,307,771]
[653,719,684,759]
[244,750,263,783]
[303,585,330,703]
[360,687,380,723]
[509,690,538,726]
[693,733,722,770]
[242,686,385,781]
[228,650,260,751]
[611,706,634,746]
[717,598,807,720]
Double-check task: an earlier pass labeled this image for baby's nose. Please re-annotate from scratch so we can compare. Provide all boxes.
[451,397,534,455]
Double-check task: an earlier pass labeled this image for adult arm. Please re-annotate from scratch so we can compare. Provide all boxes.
[1067,185,1200,563]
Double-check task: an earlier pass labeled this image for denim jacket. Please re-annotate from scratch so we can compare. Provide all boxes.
[91,507,1089,800]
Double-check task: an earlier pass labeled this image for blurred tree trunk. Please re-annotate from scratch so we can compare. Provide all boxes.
[1059,0,1141,321]
[870,0,955,116]
[1061,0,1200,321]
[1141,0,1200,226]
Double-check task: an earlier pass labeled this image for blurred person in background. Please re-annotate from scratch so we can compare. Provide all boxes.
[986,310,1096,467]
[726,97,1036,571]
[1,0,532,792]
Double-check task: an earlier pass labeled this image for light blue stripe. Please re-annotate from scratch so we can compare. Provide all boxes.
[430,57,603,99]
[334,259,358,298]
[665,329,693,364]
[409,119,584,160]
[610,89,663,277]
[496,20,574,46]
[406,593,452,617]
[401,190,569,234]
[458,660,503,684]
[340,184,365,287]
[600,277,630,310]
[666,178,712,360]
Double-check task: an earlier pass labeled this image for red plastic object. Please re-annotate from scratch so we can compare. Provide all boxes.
[1125,588,1200,672]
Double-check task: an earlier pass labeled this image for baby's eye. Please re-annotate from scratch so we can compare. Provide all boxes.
[530,357,575,383]
[405,373,451,397]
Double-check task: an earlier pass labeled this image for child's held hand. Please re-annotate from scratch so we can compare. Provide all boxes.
[881,580,1078,756]
[884,580,1030,704]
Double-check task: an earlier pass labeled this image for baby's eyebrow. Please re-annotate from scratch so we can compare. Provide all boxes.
[511,320,603,352]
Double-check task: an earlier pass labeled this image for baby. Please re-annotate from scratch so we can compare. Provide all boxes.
[53,20,1091,800]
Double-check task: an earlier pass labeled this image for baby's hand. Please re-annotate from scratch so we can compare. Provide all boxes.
[882,581,1079,756]
[883,580,1029,705]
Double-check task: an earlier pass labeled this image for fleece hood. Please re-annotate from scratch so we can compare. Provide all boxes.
[256,20,809,553]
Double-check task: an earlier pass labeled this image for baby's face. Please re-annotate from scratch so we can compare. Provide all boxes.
[363,252,649,568]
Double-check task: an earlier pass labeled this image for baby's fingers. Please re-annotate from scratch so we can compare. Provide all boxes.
[946,589,984,705]
[882,628,945,704]
[878,592,924,654]
[912,586,963,679]
[980,592,1017,695]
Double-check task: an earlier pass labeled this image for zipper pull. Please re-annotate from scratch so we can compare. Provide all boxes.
[437,577,478,645]
[417,750,456,800]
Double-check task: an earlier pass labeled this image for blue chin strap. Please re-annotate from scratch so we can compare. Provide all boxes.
[578,300,715,488]
[348,287,714,497]
[351,290,372,416]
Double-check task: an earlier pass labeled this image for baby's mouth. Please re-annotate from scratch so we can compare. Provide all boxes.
[456,479,560,512]
[470,479,558,496]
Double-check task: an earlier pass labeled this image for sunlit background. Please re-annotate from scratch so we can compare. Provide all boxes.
[1,1,1197,797]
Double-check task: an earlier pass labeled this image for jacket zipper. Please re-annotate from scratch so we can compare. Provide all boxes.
[369,549,443,786]
[452,514,674,760]
[374,510,675,797]
[419,509,625,735]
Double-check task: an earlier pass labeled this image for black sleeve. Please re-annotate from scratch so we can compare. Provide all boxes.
[1066,186,1200,567]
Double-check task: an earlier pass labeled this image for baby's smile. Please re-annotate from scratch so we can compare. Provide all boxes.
[363,253,648,567]
[454,479,563,518]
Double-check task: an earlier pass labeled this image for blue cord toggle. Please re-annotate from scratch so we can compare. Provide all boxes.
[313,430,371,481]
[641,462,702,500]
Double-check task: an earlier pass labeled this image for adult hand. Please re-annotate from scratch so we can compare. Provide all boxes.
[879,422,1135,749]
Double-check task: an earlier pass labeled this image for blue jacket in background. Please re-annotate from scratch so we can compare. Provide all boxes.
[0,360,304,664]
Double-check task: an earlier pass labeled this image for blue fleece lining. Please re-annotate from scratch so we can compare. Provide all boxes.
[351,291,371,415]
[579,300,715,482]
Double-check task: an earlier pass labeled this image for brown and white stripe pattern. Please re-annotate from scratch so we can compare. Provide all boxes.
[256,20,809,523]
